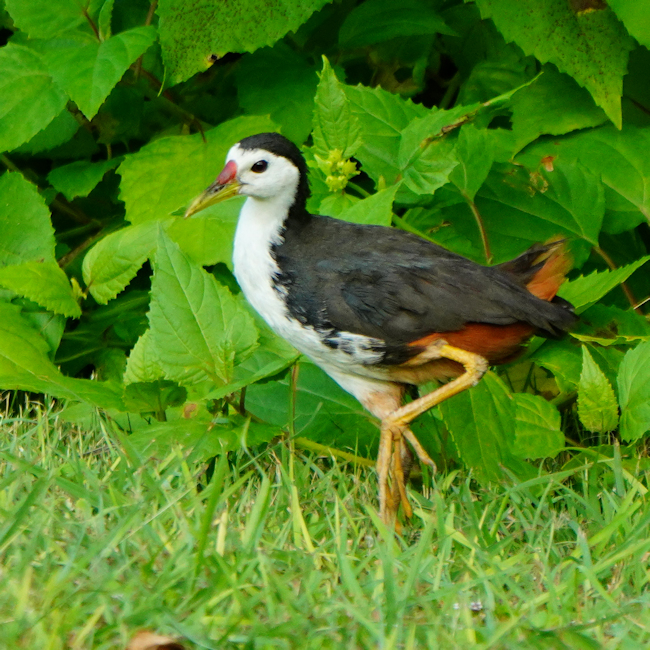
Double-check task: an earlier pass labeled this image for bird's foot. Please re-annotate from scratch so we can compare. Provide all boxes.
[377,422,436,527]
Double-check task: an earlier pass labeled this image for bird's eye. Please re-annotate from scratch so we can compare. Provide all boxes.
[251,160,268,173]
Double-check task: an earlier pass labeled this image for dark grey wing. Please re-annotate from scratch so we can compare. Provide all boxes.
[273,216,574,347]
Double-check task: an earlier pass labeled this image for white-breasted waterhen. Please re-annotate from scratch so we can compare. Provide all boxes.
[185,132,576,525]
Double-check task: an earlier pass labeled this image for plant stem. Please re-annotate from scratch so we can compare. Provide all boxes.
[594,247,641,314]
[465,194,492,263]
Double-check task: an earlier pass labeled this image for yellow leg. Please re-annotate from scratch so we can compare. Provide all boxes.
[378,344,489,525]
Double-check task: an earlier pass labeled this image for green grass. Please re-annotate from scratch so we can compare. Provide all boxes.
[2,401,650,649]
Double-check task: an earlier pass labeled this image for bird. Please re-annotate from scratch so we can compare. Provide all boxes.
[185,132,576,525]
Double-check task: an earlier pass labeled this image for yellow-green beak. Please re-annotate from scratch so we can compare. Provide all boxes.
[184,160,240,218]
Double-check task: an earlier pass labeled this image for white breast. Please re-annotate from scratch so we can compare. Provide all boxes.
[232,197,386,380]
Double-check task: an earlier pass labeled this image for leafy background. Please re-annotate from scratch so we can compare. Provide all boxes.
[1,0,650,483]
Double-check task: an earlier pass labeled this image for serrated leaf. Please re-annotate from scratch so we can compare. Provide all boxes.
[559,256,650,313]
[13,109,79,154]
[0,302,124,409]
[149,230,258,386]
[34,26,157,119]
[525,125,650,227]
[617,341,650,442]
[124,329,165,384]
[245,359,380,454]
[439,372,519,483]
[449,124,494,201]
[339,0,455,48]
[475,0,633,127]
[4,0,87,38]
[82,222,158,304]
[312,58,361,160]
[0,44,68,152]
[236,43,318,145]
[608,0,650,50]
[118,115,275,224]
[508,67,607,155]
[337,185,398,226]
[578,346,619,434]
[344,83,428,185]
[48,157,122,200]
[0,261,81,318]
[157,0,331,85]
[0,172,56,265]
[512,393,564,459]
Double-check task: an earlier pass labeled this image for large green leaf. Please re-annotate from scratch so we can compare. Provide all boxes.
[475,0,633,127]
[524,126,650,228]
[245,359,380,454]
[337,185,398,227]
[608,0,650,50]
[33,26,157,119]
[339,0,455,48]
[512,393,564,459]
[4,0,88,38]
[157,0,332,84]
[449,124,495,201]
[344,83,428,185]
[0,302,124,409]
[123,330,165,385]
[558,256,650,314]
[0,262,80,318]
[148,230,258,386]
[617,341,650,442]
[48,157,123,200]
[82,222,158,305]
[312,58,361,159]
[577,346,619,434]
[439,372,521,483]
[0,172,56,266]
[118,115,275,224]
[0,44,68,152]
[236,44,318,145]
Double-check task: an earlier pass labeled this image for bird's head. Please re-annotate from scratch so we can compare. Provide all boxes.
[185,132,310,219]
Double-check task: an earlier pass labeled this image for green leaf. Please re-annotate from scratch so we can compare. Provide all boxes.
[4,0,87,38]
[98,0,114,40]
[559,256,650,314]
[148,230,258,386]
[0,44,68,152]
[578,346,619,434]
[508,66,607,155]
[474,0,633,127]
[166,200,241,268]
[618,341,650,442]
[206,326,299,400]
[82,222,158,305]
[35,26,157,119]
[608,0,650,49]
[525,126,650,227]
[118,115,275,224]
[13,109,79,154]
[48,157,122,200]
[312,58,361,160]
[0,172,56,266]
[512,393,564,459]
[245,359,380,454]
[123,330,165,385]
[449,124,495,201]
[344,83,428,185]
[0,261,80,318]
[123,380,187,415]
[236,44,318,145]
[0,302,124,409]
[336,185,398,226]
[439,372,518,483]
[157,0,332,84]
[532,338,582,393]
[339,0,455,48]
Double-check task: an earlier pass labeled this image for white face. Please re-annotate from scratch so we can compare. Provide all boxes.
[227,144,300,202]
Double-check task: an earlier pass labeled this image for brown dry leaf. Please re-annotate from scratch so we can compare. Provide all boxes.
[126,630,186,650]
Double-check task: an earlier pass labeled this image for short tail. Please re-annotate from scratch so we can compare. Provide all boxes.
[497,238,573,301]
